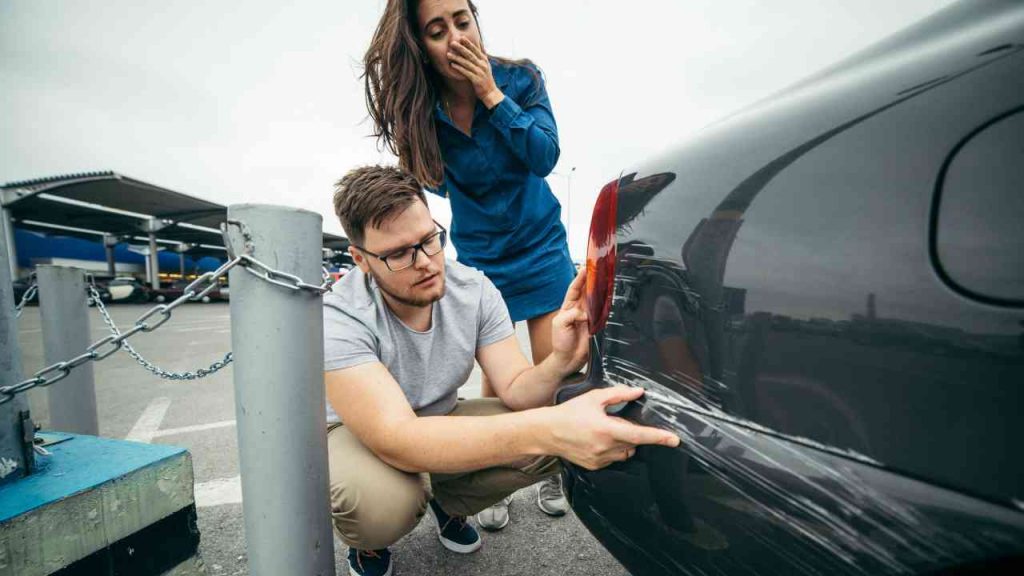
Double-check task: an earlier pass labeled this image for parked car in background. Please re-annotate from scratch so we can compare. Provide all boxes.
[86,283,112,306]
[11,277,111,307]
[100,277,154,304]
[557,1,1024,574]
[152,278,228,304]
[11,278,38,307]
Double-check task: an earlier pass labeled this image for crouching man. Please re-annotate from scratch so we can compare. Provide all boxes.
[324,165,680,576]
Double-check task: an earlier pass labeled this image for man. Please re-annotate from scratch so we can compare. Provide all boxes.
[324,165,680,576]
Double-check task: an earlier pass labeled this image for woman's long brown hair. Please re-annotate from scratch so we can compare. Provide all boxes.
[363,0,539,189]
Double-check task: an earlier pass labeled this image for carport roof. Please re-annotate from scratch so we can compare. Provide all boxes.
[2,171,348,256]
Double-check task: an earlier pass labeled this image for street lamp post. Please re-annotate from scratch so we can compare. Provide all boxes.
[551,166,576,232]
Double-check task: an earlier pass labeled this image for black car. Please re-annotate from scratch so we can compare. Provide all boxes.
[100,277,154,304]
[558,1,1024,574]
[12,276,111,307]
[151,278,228,304]
[11,278,38,307]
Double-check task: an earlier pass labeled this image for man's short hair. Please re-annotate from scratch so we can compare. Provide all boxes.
[333,165,427,246]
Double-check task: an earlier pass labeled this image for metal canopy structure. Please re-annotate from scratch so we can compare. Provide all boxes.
[0,171,349,286]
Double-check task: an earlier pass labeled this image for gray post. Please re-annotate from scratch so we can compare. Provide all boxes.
[1,205,17,279]
[37,266,99,435]
[226,204,335,576]
[148,231,160,289]
[1,228,32,483]
[104,234,117,276]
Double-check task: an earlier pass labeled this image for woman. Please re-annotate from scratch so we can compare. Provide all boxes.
[364,0,574,530]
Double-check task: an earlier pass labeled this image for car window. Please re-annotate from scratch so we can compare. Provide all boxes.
[934,108,1024,305]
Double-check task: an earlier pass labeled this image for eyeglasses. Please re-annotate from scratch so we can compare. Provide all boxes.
[355,222,448,272]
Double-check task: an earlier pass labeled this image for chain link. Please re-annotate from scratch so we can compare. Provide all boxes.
[0,230,335,405]
[236,255,335,294]
[89,283,235,381]
[14,273,38,318]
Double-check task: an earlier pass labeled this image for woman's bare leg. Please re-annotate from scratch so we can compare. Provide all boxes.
[526,309,558,366]
[526,309,569,515]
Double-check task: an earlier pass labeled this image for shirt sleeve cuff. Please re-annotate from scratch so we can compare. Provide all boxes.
[487,96,522,131]
[324,355,379,373]
[478,323,515,349]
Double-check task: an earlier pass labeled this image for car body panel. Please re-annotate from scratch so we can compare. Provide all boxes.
[564,386,1024,574]
[153,279,227,303]
[558,1,1024,573]
[103,278,153,303]
[106,284,136,301]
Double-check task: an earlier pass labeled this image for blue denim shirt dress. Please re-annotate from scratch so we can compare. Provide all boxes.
[428,59,574,322]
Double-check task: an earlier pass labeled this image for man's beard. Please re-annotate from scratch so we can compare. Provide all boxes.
[369,268,445,308]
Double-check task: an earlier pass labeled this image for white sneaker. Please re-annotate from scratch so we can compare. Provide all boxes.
[474,495,513,531]
[536,475,569,516]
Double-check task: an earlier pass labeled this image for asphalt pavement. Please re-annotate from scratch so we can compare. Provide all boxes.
[14,302,628,576]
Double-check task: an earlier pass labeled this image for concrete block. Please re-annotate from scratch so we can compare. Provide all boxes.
[0,432,201,575]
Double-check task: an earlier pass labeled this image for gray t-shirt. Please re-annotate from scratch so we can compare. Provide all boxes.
[322,260,514,423]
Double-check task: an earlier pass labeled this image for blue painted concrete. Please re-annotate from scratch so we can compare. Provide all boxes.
[0,432,187,522]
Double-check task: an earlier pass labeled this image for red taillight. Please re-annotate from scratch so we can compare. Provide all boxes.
[586,178,619,334]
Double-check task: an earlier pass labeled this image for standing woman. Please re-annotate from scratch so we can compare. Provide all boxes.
[363,0,574,529]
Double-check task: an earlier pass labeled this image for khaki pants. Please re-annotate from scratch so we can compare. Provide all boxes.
[328,398,561,550]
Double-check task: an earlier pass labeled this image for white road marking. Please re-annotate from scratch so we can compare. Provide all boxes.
[124,396,172,443]
[195,475,243,507]
[152,419,237,438]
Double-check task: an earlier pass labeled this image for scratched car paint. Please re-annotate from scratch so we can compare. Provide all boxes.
[556,1,1024,574]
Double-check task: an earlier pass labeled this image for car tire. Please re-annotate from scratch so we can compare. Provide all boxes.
[201,296,211,304]
[155,294,166,303]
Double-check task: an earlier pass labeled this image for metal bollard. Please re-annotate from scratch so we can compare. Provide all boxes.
[0,233,31,484]
[37,265,99,435]
[226,205,335,576]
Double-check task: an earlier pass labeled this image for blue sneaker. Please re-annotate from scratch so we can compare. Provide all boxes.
[347,547,392,576]
[429,499,482,553]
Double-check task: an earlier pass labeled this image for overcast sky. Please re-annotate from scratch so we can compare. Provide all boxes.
[0,0,956,260]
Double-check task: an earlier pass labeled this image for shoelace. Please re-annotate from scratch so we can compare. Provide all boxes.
[440,515,468,533]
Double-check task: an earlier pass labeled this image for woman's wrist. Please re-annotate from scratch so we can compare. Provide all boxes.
[481,89,505,111]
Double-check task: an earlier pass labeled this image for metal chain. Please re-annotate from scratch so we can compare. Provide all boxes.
[14,273,38,318]
[0,225,335,405]
[88,283,234,381]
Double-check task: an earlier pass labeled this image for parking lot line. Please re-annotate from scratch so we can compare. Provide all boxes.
[152,419,237,438]
[124,396,172,443]
[195,475,242,508]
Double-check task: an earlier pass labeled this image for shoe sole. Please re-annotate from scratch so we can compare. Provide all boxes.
[349,559,393,576]
[536,492,568,517]
[437,529,483,554]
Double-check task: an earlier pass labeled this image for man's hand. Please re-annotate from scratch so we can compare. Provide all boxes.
[544,386,681,470]
[550,268,590,375]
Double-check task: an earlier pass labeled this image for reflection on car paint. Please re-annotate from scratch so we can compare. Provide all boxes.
[561,3,1024,573]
